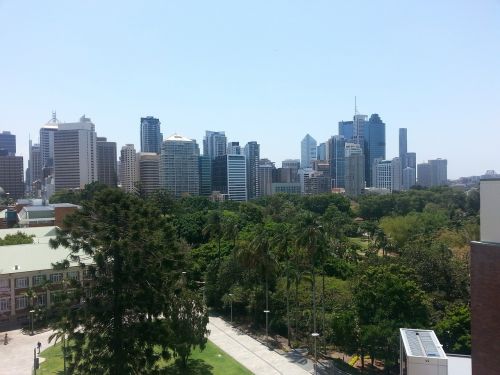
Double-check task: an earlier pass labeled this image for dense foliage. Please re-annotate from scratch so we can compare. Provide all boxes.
[0,231,34,246]
[48,185,474,373]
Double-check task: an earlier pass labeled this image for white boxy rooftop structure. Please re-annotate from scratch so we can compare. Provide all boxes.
[400,329,447,375]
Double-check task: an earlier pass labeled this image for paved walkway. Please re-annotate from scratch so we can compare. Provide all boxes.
[0,328,56,375]
[208,316,312,375]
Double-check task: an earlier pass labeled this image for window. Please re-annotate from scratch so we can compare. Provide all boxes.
[15,296,27,310]
[67,271,80,281]
[0,298,10,312]
[15,278,28,289]
[50,273,63,283]
[36,293,47,306]
[83,268,93,280]
[50,292,63,304]
[0,279,9,289]
[32,275,46,287]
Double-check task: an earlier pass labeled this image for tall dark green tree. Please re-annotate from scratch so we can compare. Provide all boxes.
[50,188,206,374]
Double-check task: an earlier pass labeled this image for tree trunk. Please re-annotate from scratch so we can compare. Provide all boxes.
[286,259,291,348]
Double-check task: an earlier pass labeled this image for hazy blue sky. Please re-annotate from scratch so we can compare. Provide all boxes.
[1,0,499,178]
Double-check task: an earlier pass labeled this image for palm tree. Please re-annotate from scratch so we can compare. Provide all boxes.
[49,315,72,375]
[239,224,275,332]
[271,223,295,347]
[295,213,326,358]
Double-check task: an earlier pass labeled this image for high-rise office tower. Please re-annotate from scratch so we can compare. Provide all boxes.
[140,116,162,154]
[212,154,247,201]
[160,134,200,198]
[364,114,386,187]
[28,141,42,193]
[138,152,160,196]
[301,134,317,169]
[203,131,227,159]
[317,142,327,161]
[96,137,117,187]
[339,121,354,142]
[353,114,367,148]
[0,153,24,198]
[402,167,416,190]
[429,159,448,186]
[282,159,300,170]
[399,128,408,169]
[344,142,365,197]
[199,155,212,196]
[227,142,241,155]
[280,159,300,184]
[405,152,416,169]
[120,144,138,193]
[327,135,346,188]
[40,114,59,178]
[258,159,275,197]
[244,141,260,199]
[53,116,97,191]
[372,159,393,191]
[0,131,16,155]
[391,157,402,192]
[417,163,432,187]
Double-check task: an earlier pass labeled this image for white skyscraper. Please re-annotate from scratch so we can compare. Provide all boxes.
[301,134,317,169]
[120,144,138,193]
[40,112,59,177]
[53,115,97,191]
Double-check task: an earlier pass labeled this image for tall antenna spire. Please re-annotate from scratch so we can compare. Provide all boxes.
[354,96,358,115]
[52,110,57,122]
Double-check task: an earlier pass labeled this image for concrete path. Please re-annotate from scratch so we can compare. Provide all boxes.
[0,328,56,375]
[208,316,312,375]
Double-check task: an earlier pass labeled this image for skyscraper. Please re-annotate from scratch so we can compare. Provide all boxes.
[399,128,408,169]
[138,152,160,196]
[301,134,317,168]
[0,154,24,198]
[344,142,365,197]
[28,141,42,194]
[140,116,162,154]
[199,155,212,196]
[317,142,327,161]
[0,131,16,155]
[372,159,392,192]
[417,163,432,187]
[160,134,200,197]
[339,121,354,142]
[203,131,227,159]
[391,157,402,192]
[227,142,241,155]
[244,141,260,199]
[327,135,346,188]
[353,114,368,148]
[429,159,448,186]
[40,115,59,178]
[402,167,416,190]
[120,144,138,193]
[96,137,117,187]
[53,116,97,191]
[212,154,247,201]
[364,114,386,187]
[258,159,275,197]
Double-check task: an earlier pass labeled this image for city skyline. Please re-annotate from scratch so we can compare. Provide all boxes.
[1,1,499,179]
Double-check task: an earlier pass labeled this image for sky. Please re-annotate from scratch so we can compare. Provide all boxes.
[0,0,499,179]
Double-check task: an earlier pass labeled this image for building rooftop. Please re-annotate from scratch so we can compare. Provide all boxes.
[400,328,446,359]
[0,242,90,275]
[166,134,193,142]
[0,226,58,239]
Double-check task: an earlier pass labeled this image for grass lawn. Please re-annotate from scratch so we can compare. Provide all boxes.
[38,340,252,375]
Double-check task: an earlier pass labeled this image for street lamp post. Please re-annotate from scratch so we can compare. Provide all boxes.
[311,332,320,375]
[229,293,233,324]
[29,310,35,336]
[264,310,270,340]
